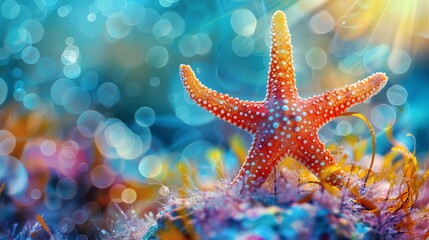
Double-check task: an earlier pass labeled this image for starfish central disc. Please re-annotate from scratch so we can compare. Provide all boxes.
[179,10,388,191]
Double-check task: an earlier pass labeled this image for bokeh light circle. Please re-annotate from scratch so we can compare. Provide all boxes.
[1,0,20,19]
[0,156,28,198]
[388,49,411,75]
[77,110,105,137]
[0,78,7,105]
[232,36,254,57]
[230,9,257,36]
[306,48,327,69]
[51,78,76,105]
[371,104,396,129]
[121,188,137,204]
[62,87,91,114]
[387,84,408,106]
[106,13,131,39]
[0,130,16,155]
[59,217,75,234]
[309,10,335,34]
[63,63,81,79]
[90,165,116,189]
[19,19,44,44]
[96,82,120,108]
[40,139,57,156]
[21,46,40,64]
[138,155,163,178]
[135,106,156,127]
[336,120,352,136]
[45,192,62,210]
[56,177,78,200]
[145,46,169,68]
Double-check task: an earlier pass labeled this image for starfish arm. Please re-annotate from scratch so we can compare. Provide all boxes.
[289,133,345,187]
[266,11,298,101]
[180,64,265,133]
[306,72,388,127]
[230,135,285,190]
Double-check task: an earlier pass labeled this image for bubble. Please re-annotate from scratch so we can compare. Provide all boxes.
[62,87,91,114]
[336,120,352,136]
[57,5,72,17]
[139,155,163,178]
[121,2,145,26]
[121,188,137,204]
[230,9,257,36]
[45,192,62,210]
[0,156,28,198]
[51,78,76,105]
[31,189,42,200]
[1,0,20,19]
[0,78,7,105]
[137,8,160,33]
[96,82,120,108]
[40,139,57,156]
[19,19,44,44]
[232,36,254,57]
[387,85,408,106]
[90,165,116,189]
[63,63,81,79]
[0,130,16,155]
[13,88,26,101]
[23,93,41,110]
[106,13,131,39]
[77,110,105,137]
[59,217,75,234]
[145,46,169,68]
[153,19,172,37]
[309,10,335,34]
[135,107,155,127]
[150,77,160,87]
[388,49,411,75]
[371,104,396,129]
[72,209,89,224]
[57,177,78,199]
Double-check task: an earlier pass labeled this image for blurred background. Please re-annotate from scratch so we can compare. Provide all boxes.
[0,0,428,238]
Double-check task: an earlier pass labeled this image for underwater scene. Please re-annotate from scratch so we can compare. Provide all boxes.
[1,0,429,239]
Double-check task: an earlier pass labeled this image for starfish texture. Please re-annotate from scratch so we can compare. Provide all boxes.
[179,10,387,191]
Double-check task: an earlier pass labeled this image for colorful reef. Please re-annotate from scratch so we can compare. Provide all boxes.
[1,1,429,240]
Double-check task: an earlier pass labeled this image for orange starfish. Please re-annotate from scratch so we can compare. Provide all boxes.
[179,11,387,191]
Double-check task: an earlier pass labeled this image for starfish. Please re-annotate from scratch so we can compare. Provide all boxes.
[179,10,387,191]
